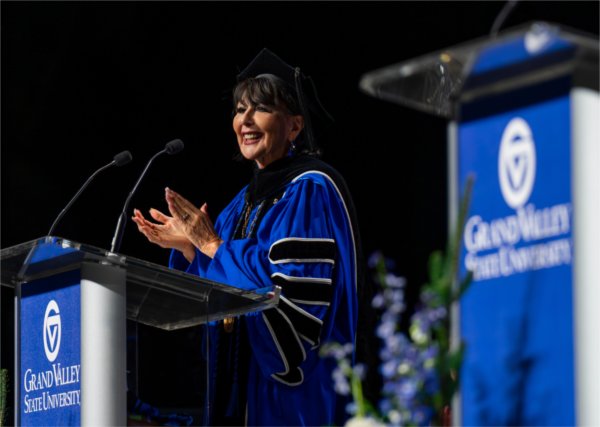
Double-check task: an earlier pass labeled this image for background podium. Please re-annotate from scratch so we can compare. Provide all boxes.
[360,22,598,426]
[1,236,280,426]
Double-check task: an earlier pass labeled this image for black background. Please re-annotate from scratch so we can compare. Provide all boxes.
[2,0,598,419]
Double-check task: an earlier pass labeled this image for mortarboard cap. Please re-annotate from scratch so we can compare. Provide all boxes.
[237,48,334,152]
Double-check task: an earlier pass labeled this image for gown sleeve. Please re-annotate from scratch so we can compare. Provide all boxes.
[171,174,355,386]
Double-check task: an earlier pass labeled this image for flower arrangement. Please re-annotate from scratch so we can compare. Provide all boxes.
[321,176,474,427]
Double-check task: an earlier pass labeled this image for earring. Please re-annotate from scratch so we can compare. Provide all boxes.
[290,140,297,153]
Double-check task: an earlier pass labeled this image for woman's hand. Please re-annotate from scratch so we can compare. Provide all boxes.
[164,187,224,258]
[131,207,196,262]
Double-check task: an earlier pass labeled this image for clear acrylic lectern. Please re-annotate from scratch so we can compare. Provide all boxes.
[1,236,280,426]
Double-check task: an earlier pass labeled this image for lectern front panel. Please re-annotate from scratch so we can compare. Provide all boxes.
[18,270,82,426]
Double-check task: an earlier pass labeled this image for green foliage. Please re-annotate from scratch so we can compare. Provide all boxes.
[419,175,474,420]
[0,368,8,427]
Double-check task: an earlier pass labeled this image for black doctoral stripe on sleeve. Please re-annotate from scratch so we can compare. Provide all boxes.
[273,366,303,386]
[279,297,323,348]
[269,238,336,264]
[262,307,305,386]
[271,274,333,305]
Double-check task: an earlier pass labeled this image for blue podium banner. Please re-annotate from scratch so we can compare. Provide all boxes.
[458,94,574,425]
[20,269,81,426]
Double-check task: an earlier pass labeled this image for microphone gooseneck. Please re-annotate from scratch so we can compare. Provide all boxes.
[110,139,184,253]
[490,0,519,38]
[47,150,133,237]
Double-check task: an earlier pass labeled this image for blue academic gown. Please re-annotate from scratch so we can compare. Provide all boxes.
[169,155,359,426]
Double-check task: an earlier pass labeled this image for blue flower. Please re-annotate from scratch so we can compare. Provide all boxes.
[353,363,366,381]
[385,273,406,289]
[332,366,351,396]
[323,247,470,425]
[320,341,353,361]
[380,359,398,380]
[412,405,434,426]
[371,293,385,309]
[346,402,358,415]
[367,251,384,268]
[398,377,418,401]
[376,318,396,339]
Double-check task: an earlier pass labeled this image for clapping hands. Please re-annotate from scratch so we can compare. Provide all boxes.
[132,187,223,261]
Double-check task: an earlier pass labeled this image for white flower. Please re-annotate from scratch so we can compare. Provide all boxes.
[388,409,402,425]
[344,415,386,427]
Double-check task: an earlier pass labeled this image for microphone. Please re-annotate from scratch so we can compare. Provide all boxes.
[109,139,184,253]
[47,150,133,237]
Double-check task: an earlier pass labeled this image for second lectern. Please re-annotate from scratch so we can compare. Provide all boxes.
[360,21,599,426]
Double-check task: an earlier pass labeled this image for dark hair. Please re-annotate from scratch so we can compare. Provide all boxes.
[233,75,321,157]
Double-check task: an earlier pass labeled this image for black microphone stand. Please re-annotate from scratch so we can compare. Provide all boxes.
[110,140,183,253]
[48,151,132,237]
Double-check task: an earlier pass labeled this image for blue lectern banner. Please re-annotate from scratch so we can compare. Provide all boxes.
[458,94,574,425]
[20,269,81,426]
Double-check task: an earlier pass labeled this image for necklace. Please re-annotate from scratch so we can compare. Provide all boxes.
[245,201,265,238]
[240,202,253,238]
[238,200,266,239]
[224,199,266,333]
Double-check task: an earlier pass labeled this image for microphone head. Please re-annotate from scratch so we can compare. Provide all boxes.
[113,150,133,166]
[165,139,184,155]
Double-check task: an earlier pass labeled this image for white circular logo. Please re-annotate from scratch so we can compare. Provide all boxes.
[43,300,61,362]
[524,23,555,54]
[498,117,536,209]
[524,29,552,54]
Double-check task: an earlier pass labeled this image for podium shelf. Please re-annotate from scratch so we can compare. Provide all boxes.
[1,236,280,330]
[359,21,598,118]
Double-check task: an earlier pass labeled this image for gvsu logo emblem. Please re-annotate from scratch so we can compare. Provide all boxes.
[498,117,536,209]
[43,300,61,362]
